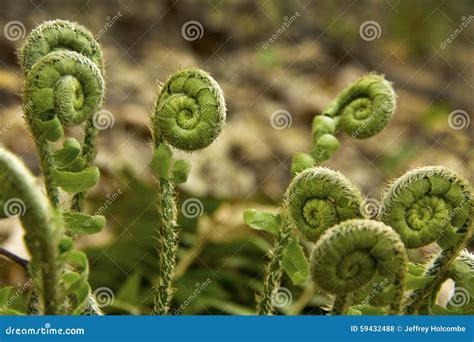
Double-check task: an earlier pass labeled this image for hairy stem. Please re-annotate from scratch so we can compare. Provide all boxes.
[174,229,209,279]
[71,118,98,212]
[36,136,60,207]
[153,178,179,315]
[257,220,291,315]
[389,269,406,315]
[151,69,226,315]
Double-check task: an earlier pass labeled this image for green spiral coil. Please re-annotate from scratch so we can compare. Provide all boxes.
[284,167,363,242]
[321,73,396,139]
[23,50,104,132]
[380,166,473,314]
[20,20,105,209]
[20,19,103,75]
[310,219,407,314]
[151,68,226,314]
[153,68,226,151]
[291,74,396,175]
[379,166,472,249]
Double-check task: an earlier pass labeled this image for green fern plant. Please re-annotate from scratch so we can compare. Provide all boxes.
[305,166,473,316]
[0,19,471,318]
[243,70,474,316]
[0,20,107,315]
[20,20,105,211]
[150,69,226,315]
[244,74,396,315]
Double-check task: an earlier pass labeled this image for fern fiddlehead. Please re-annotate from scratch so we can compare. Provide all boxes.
[20,20,105,210]
[256,167,363,315]
[151,69,226,315]
[310,219,407,315]
[379,166,473,314]
[152,69,226,151]
[292,74,396,175]
[0,148,64,314]
[284,167,364,242]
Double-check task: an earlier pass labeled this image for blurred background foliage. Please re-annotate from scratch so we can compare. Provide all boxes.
[0,0,472,314]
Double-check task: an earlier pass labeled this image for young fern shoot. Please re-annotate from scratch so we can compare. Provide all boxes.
[20,19,105,212]
[291,74,396,175]
[310,219,407,315]
[246,74,396,315]
[151,69,226,315]
[379,166,473,314]
[13,20,108,315]
[284,167,364,242]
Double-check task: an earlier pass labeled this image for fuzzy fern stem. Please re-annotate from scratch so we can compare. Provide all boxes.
[151,69,226,314]
[153,177,179,315]
[256,220,292,315]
